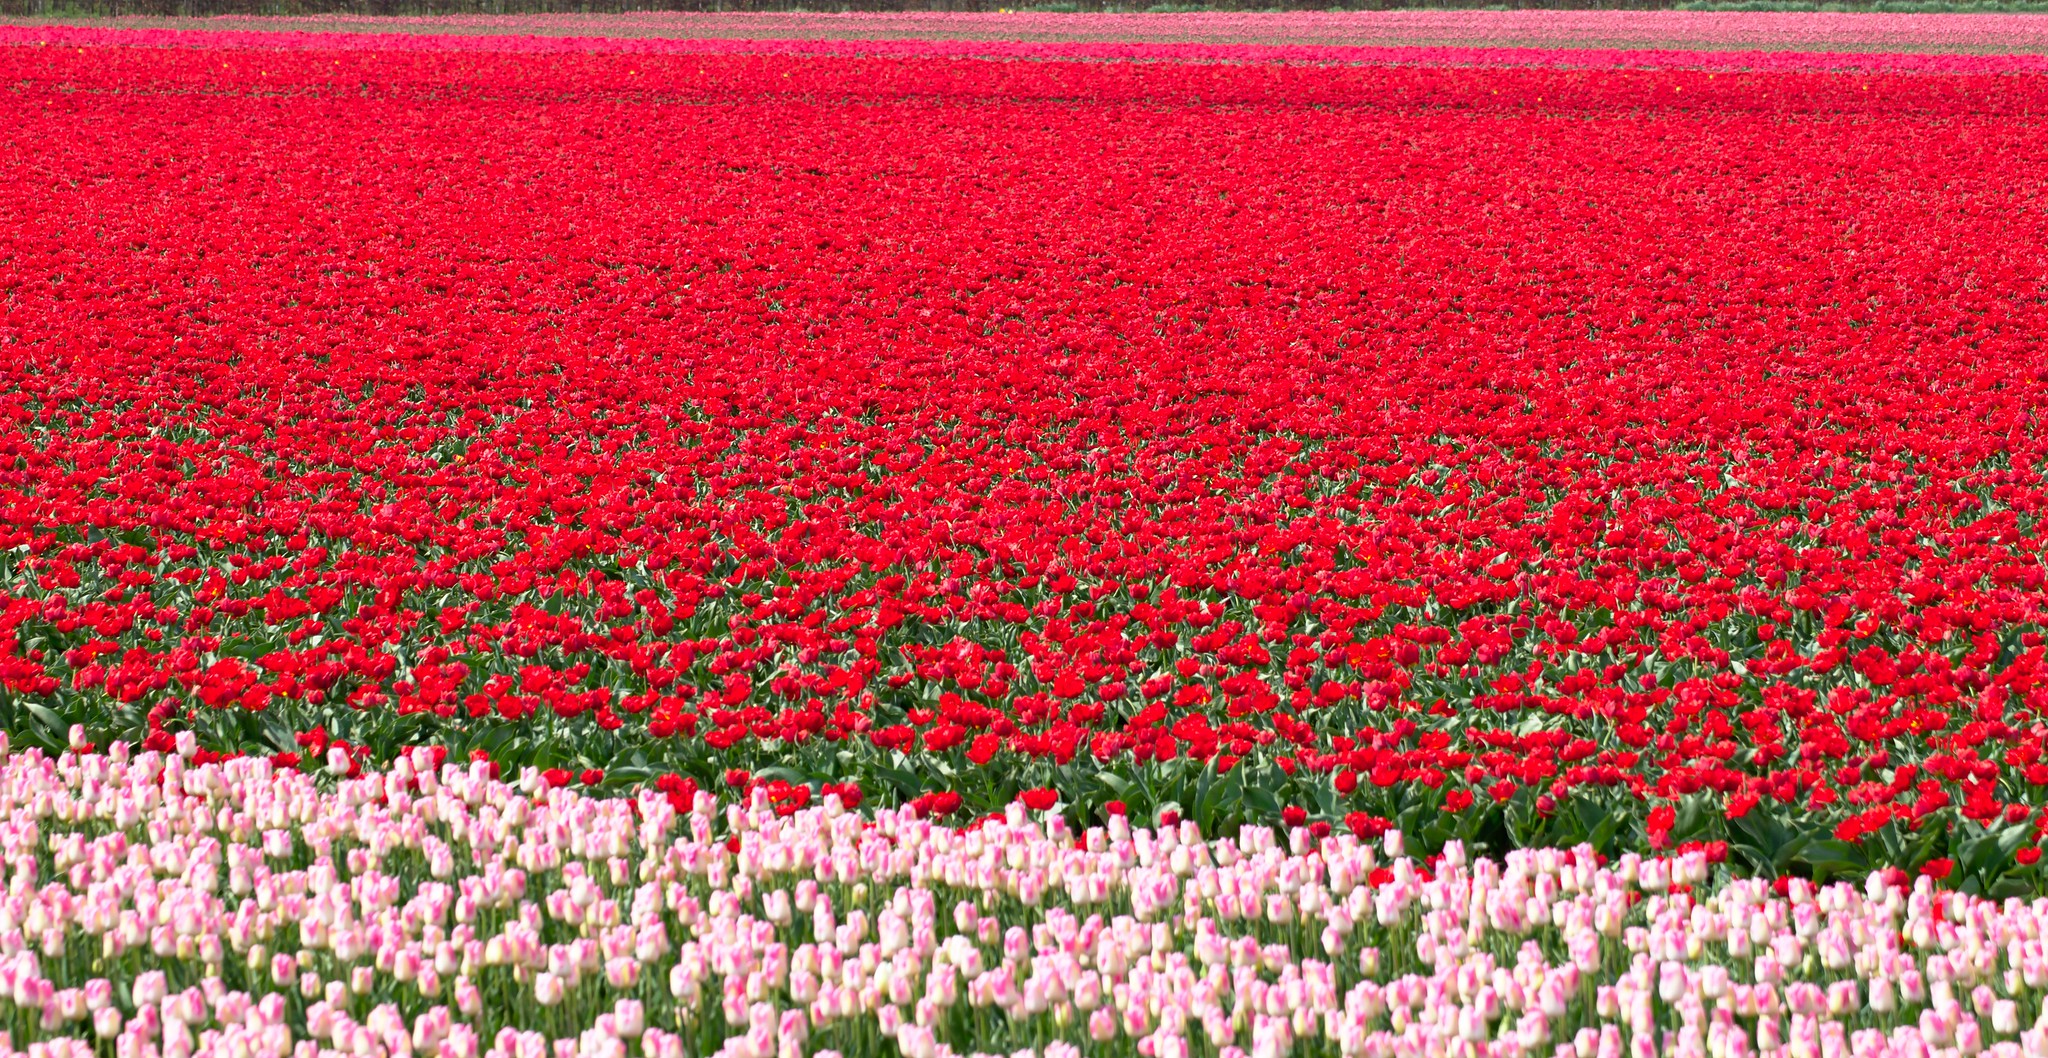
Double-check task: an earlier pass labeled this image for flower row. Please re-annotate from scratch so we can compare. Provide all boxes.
[0,741,2045,1058]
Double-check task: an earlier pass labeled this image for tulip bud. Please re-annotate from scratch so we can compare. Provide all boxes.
[134,972,168,1007]
[454,974,481,1015]
[615,1000,645,1039]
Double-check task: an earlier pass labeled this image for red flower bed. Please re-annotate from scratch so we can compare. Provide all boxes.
[4,39,2048,889]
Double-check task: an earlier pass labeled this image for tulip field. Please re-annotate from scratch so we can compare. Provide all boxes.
[3,15,2048,1058]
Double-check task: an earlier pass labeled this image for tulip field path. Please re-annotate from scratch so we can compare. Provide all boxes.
[3,16,2048,1058]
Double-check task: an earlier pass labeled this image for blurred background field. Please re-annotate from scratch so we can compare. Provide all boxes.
[8,5,2048,45]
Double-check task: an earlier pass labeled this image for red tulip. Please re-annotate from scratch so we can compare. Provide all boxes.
[1017,788,1059,812]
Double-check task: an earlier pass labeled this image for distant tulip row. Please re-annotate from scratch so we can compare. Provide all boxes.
[38,9,2048,54]
[8,21,2048,73]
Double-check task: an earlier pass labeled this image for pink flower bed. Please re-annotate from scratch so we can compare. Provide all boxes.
[0,735,2036,1058]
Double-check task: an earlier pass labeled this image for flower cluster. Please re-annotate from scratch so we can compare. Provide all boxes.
[5,32,2048,889]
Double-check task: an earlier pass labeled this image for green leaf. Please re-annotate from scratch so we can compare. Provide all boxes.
[1772,833,1815,871]
[24,701,65,740]
[1728,841,1774,874]
[1989,876,2036,900]
[1793,838,1867,882]
[1194,772,1240,833]
[1243,783,1282,822]
[1586,811,1623,856]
